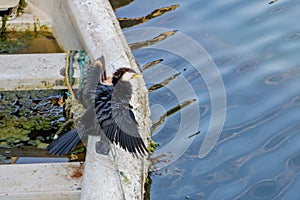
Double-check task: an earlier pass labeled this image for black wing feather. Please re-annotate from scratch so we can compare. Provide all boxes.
[100,106,147,155]
[78,57,104,108]
[49,56,147,156]
[47,129,82,156]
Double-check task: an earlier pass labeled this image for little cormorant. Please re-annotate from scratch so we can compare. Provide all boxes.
[47,56,147,156]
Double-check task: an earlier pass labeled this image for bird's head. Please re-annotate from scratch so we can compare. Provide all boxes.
[112,68,143,86]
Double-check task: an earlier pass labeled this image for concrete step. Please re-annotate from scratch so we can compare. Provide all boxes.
[0,53,80,91]
[0,162,82,200]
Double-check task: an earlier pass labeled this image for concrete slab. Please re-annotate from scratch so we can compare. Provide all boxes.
[0,0,19,10]
[2,1,51,31]
[0,162,83,200]
[68,1,151,199]
[0,53,80,91]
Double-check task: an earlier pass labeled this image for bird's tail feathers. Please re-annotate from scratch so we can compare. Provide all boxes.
[47,129,81,156]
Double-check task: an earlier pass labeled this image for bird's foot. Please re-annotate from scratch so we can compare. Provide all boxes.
[95,140,111,155]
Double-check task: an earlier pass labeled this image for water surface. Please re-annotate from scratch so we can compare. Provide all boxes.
[115,0,300,199]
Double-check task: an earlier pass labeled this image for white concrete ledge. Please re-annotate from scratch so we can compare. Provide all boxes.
[0,53,80,91]
[0,162,83,200]
[1,1,51,32]
[68,1,150,200]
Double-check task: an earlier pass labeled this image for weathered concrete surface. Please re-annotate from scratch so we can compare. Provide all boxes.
[0,162,83,200]
[28,0,84,50]
[0,53,80,91]
[67,0,137,77]
[67,0,151,200]
[1,1,51,31]
[0,0,19,9]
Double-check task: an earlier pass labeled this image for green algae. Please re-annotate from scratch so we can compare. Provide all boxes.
[0,141,10,148]
[0,90,66,149]
[147,139,158,154]
[0,127,30,141]
[0,15,8,37]
[37,142,48,150]
[27,139,41,146]
[0,30,62,54]
[0,1,62,55]
[18,0,27,15]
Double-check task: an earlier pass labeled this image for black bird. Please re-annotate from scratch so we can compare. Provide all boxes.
[47,56,147,156]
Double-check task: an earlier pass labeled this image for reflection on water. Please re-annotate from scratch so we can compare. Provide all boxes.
[129,30,177,51]
[116,0,300,199]
[142,59,164,71]
[265,67,300,85]
[118,5,179,29]
[152,99,196,132]
[148,72,180,92]
[109,0,134,10]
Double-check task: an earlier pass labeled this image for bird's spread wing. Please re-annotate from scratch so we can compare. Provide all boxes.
[78,56,104,108]
[101,105,147,155]
[78,56,147,155]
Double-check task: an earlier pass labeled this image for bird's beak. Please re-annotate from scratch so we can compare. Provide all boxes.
[132,74,143,79]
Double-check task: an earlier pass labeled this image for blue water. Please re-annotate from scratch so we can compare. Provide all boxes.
[116,0,300,199]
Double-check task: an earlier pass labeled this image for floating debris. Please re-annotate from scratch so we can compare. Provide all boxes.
[268,0,278,4]
[187,131,201,139]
